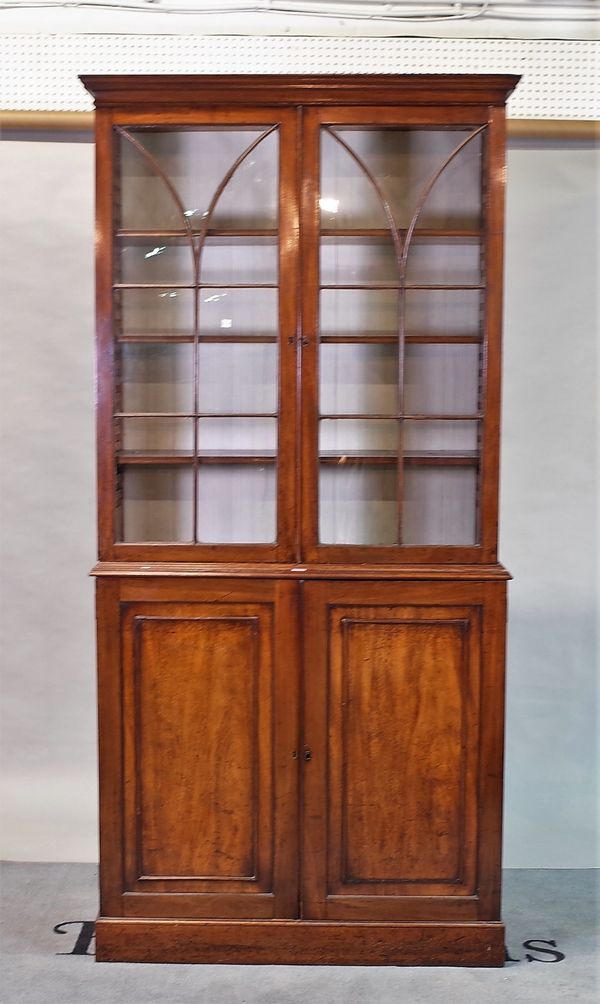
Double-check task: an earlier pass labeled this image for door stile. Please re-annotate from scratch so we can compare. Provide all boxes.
[276,110,302,563]
[478,105,506,564]
[299,109,322,561]
[272,578,302,918]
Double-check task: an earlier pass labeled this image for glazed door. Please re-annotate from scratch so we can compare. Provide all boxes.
[300,106,503,564]
[301,580,505,921]
[102,108,298,562]
[98,577,299,919]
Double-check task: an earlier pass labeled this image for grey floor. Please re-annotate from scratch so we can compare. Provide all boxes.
[0,864,597,1003]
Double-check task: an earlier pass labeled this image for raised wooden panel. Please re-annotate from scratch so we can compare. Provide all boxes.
[133,613,260,880]
[96,577,300,920]
[302,580,490,922]
[340,617,468,885]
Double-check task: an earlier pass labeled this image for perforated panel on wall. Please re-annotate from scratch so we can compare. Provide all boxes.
[1,35,598,118]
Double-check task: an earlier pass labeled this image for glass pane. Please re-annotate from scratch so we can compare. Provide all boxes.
[119,239,193,285]
[404,344,480,416]
[321,289,398,338]
[402,467,477,545]
[320,343,398,416]
[198,465,275,543]
[321,237,397,286]
[121,466,194,542]
[403,420,479,454]
[321,128,482,231]
[405,237,481,285]
[121,344,194,413]
[201,236,277,285]
[319,464,397,545]
[198,417,277,454]
[198,343,277,414]
[121,417,194,453]
[405,290,482,338]
[320,129,388,231]
[120,129,278,231]
[320,419,397,456]
[119,289,194,339]
[200,287,278,338]
[320,236,481,287]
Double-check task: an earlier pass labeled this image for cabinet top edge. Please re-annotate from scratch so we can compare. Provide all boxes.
[80,74,520,108]
[91,561,512,581]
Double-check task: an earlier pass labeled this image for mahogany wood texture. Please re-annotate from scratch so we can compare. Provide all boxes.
[302,579,506,924]
[85,75,515,967]
[86,74,518,564]
[96,573,506,961]
[95,918,505,966]
[96,577,300,921]
[81,74,519,109]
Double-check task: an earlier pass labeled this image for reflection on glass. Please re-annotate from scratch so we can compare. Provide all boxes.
[121,344,194,414]
[319,419,397,456]
[320,130,388,231]
[405,290,482,338]
[404,344,479,416]
[320,238,397,286]
[198,418,277,454]
[119,289,194,339]
[200,288,278,338]
[198,465,276,543]
[121,467,194,542]
[402,466,478,545]
[321,289,398,338]
[198,343,277,414]
[120,129,278,232]
[321,129,482,231]
[404,239,481,285]
[119,240,193,285]
[320,343,398,416]
[201,237,277,285]
[121,417,194,454]
[403,420,478,454]
[319,464,397,545]
[320,236,481,288]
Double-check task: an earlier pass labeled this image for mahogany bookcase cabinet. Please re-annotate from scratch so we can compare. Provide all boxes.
[83,73,518,966]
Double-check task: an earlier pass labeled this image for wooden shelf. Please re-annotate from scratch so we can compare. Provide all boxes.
[118,450,276,466]
[117,333,278,344]
[320,450,478,466]
[116,228,278,241]
[321,228,481,241]
[320,334,482,345]
[117,333,481,346]
[118,449,478,467]
[114,282,277,290]
[116,228,479,242]
[321,283,484,291]
[320,414,481,421]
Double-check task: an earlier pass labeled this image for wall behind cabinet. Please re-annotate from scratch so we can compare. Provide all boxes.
[0,134,597,867]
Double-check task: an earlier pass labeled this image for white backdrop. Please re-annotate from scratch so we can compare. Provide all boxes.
[0,133,597,867]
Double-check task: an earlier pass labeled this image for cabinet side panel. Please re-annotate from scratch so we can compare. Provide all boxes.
[96,579,125,917]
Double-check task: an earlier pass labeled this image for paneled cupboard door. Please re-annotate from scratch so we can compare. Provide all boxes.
[97,578,299,920]
[301,580,506,922]
[101,109,299,562]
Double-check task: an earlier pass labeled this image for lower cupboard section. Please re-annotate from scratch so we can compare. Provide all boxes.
[95,572,507,965]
